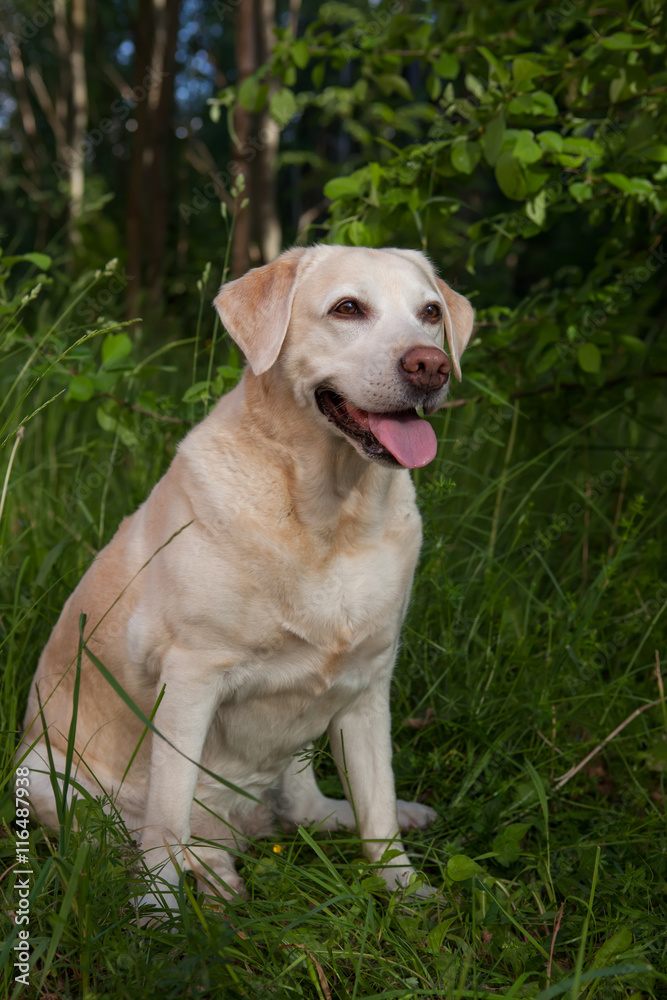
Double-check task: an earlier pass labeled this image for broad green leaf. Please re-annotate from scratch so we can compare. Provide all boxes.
[323,175,362,200]
[639,144,667,162]
[538,130,563,153]
[513,56,544,85]
[570,181,593,203]
[562,137,604,157]
[269,88,297,126]
[478,46,510,85]
[589,926,633,969]
[238,75,268,113]
[347,220,372,246]
[182,381,211,403]
[447,854,484,881]
[291,39,309,69]
[495,150,527,200]
[102,332,133,365]
[426,74,442,101]
[433,52,460,79]
[21,252,52,270]
[513,130,542,164]
[603,173,654,196]
[619,335,646,355]
[451,140,481,174]
[578,343,601,373]
[525,190,547,226]
[482,111,505,166]
[492,822,531,866]
[311,62,325,89]
[67,375,95,402]
[375,74,412,100]
[601,32,637,49]
[530,91,558,116]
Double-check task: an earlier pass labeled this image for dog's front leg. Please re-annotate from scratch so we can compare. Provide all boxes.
[328,670,434,891]
[139,655,221,913]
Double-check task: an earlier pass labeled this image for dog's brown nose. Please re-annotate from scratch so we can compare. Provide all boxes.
[400,346,451,391]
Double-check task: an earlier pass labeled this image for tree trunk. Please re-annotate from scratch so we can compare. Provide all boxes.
[254,0,281,264]
[125,0,180,316]
[69,0,88,241]
[147,0,179,306]
[231,0,255,279]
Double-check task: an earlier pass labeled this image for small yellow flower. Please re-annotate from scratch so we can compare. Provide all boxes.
[273,844,282,854]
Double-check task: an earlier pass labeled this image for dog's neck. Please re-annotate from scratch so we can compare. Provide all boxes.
[233,368,403,536]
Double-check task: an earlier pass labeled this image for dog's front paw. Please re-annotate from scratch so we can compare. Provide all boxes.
[396,799,437,830]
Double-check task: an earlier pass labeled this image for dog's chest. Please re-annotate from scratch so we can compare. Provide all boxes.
[278,537,414,648]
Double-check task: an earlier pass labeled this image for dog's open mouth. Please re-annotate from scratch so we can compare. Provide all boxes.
[315,389,437,469]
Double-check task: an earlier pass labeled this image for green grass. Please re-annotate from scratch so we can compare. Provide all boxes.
[1,285,666,999]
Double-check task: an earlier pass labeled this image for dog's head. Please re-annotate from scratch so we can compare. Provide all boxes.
[214,245,475,470]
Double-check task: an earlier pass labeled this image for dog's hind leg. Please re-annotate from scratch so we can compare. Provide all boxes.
[271,748,357,831]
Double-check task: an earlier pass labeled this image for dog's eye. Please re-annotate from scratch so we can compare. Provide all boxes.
[423,303,442,321]
[333,300,361,316]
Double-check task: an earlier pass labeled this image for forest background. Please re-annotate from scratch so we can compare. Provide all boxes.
[0,1,666,998]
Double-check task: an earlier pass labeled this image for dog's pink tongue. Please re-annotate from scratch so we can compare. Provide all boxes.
[368,411,437,469]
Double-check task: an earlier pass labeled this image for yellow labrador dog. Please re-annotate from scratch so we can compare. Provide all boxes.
[19,245,474,910]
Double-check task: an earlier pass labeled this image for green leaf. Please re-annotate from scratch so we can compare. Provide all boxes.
[447,854,484,881]
[269,88,297,126]
[311,62,325,89]
[513,130,543,164]
[530,91,558,116]
[21,252,52,270]
[323,175,363,200]
[291,39,309,69]
[525,189,547,226]
[451,140,481,174]
[562,137,603,158]
[375,74,412,100]
[433,52,460,79]
[478,46,510,85]
[346,220,372,246]
[492,822,531,866]
[638,143,667,162]
[589,926,633,970]
[508,91,557,116]
[538,130,563,153]
[619,334,646,355]
[426,74,442,101]
[67,375,95,402]
[482,112,505,166]
[601,32,636,49]
[603,173,654,196]
[102,332,133,365]
[182,381,211,403]
[513,56,544,85]
[238,75,268,113]
[495,150,527,200]
[578,343,601,373]
[570,181,593,204]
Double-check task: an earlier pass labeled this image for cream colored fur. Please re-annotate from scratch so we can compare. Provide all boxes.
[18,245,474,913]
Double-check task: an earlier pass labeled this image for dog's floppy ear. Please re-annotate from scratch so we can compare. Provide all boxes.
[214,248,308,375]
[436,279,475,382]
